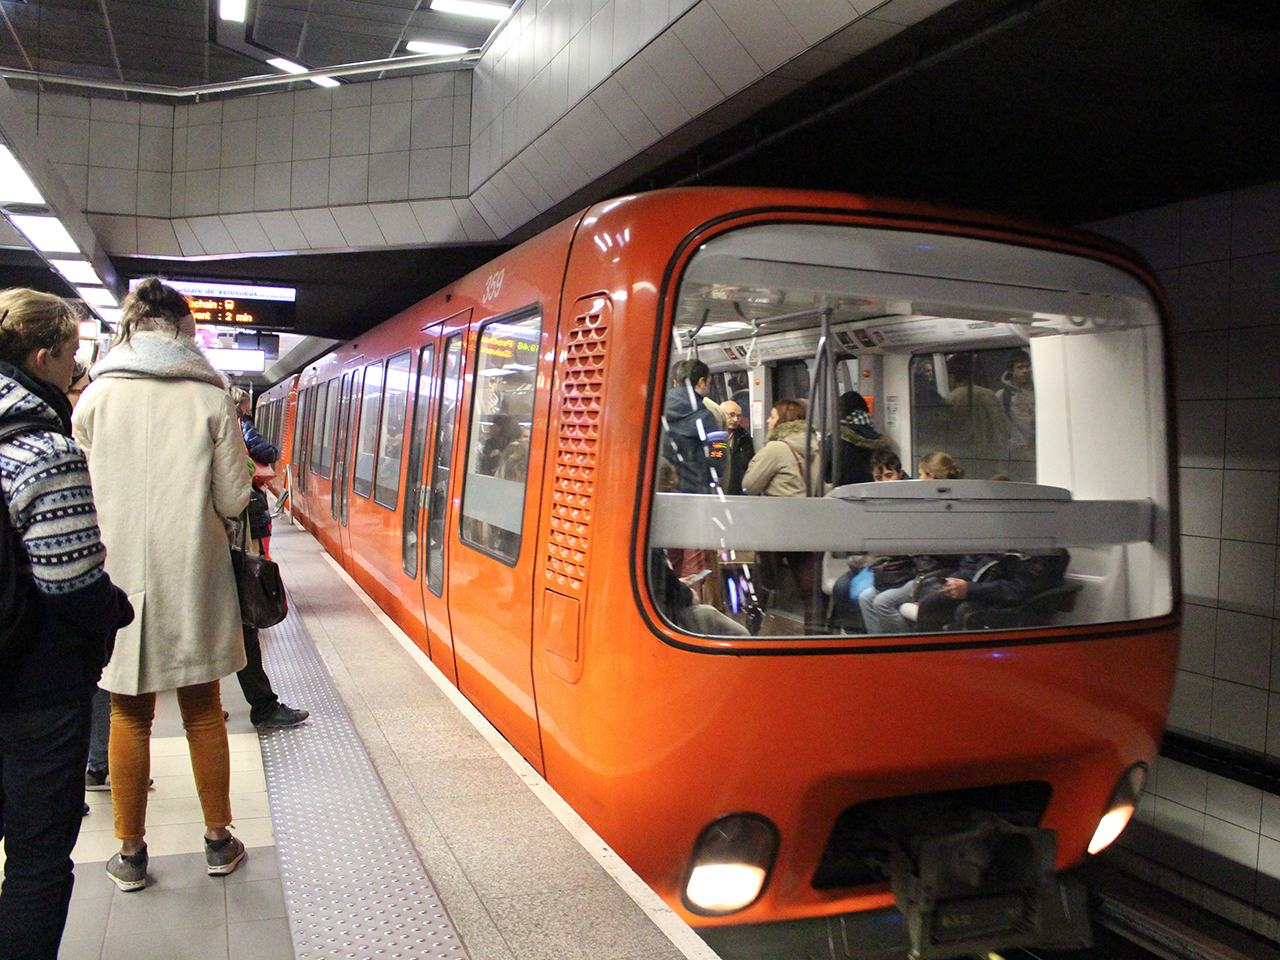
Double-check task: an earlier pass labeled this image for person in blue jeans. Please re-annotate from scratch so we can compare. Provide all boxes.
[0,289,132,958]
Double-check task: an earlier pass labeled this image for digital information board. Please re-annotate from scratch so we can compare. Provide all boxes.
[128,279,297,330]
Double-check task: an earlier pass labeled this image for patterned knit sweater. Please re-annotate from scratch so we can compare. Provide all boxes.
[0,362,106,596]
[0,360,129,710]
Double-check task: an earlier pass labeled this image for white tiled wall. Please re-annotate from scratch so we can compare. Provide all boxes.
[1088,180,1280,920]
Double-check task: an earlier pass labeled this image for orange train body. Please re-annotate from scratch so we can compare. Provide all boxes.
[255,187,1180,953]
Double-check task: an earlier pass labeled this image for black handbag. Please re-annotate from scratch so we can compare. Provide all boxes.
[230,513,288,628]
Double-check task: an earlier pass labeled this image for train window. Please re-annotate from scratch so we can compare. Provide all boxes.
[309,380,330,476]
[316,379,339,478]
[426,337,464,595]
[647,221,1172,643]
[402,344,435,579]
[290,389,307,468]
[373,352,412,509]
[352,360,385,499]
[459,311,541,565]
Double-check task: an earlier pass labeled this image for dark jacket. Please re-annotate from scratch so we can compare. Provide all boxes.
[957,550,1070,607]
[240,413,279,466]
[821,414,895,487]
[0,360,132,711]
[660,385,722,493]
[723,427,755,496]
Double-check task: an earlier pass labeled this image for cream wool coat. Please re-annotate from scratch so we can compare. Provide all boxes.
[72,331,252,695]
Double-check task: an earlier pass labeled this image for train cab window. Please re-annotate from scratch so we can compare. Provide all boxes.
[374,352,412,508]
[402,344,435,578]
[459,312,541,564]
[647,221,1173,643]
[352,360,385,499]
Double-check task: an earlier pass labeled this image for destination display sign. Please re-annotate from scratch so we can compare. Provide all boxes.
[128,279,297,330]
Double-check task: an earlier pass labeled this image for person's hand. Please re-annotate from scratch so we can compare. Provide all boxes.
[942,577,969,599]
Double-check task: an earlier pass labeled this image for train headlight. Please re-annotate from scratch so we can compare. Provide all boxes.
[1088,763,1148,855]
[683,814,778,916]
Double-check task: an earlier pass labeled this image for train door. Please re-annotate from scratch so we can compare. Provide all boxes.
[447,307,553,770]
[330,368,361,568]
[412,316,469,683]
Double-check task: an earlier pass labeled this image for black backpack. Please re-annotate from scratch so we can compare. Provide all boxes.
[0,421,42,660]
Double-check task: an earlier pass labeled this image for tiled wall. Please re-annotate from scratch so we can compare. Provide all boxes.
[1086,181,1280,928]
[23,73,472,221]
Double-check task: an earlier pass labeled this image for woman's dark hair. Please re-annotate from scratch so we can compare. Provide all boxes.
[116,277,190,343]
[772,398,806,425]
[0,288,79,366]
[837,390,869,418]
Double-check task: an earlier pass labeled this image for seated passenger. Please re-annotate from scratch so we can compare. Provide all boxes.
[650,550,748,637]
[913,549,1071,632]
[827,451,909,631]
[821,390,895,487]
[857,452,964,634]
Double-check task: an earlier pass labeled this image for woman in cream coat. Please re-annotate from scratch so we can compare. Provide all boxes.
[72,278,252,891]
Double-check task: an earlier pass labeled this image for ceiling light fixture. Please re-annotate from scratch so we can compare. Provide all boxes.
[48,259,103,285]
[0,145,45,204]
[8,215,80,255]
[266,57,306,74]
[266,57,340,88]
[75,286,119,308]
[218,0,247,22]
[405,41,470,55]
[429,0,511,21]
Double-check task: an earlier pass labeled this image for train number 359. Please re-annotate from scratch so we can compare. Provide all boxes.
[483,269,505,303]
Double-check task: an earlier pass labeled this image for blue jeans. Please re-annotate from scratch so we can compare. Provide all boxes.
[0,701,93,959]
[87,687,110,774]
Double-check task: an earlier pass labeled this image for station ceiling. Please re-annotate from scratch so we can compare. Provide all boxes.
[1,0,1278,351]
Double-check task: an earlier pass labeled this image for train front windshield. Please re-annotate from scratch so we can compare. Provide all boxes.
[648,222,1173,641]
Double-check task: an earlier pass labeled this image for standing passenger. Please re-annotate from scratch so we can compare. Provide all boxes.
[0,289,133,957]
[720,399,754,496]
[227,387,308,731]
[72,278,252,892]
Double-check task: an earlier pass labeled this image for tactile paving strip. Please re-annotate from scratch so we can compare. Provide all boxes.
[256,609,470,960]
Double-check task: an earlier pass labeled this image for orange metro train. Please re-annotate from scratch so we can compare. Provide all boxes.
[254,187,1180,960]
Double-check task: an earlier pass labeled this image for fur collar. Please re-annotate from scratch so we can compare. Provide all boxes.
[91,331,226,388]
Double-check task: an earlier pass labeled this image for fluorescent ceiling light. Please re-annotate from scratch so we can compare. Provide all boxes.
[0,146,45,204]
[406,41,470,55]
[219,0,246,21]
[205,347,266,373]
[266,56,337,87]
[75,286,119,307]
[8,215,80,255]
[429,0,511,21]
[266,57,307,74]
[48,259,102,285]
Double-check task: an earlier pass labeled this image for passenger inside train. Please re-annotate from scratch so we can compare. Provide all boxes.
[646,221,1172,640]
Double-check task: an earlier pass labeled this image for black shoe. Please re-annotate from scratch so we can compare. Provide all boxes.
[253,704,309,729]
[82,802,90,817]
[85,768,109,791]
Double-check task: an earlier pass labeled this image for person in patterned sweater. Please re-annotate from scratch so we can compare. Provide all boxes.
[0,288,132,959]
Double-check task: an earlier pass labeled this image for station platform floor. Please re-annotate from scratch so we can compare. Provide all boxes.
[51,522,719,960]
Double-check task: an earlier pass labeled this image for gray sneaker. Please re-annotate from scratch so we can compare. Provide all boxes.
[206,835,246,876]
[106,847,148,892]
[85,768,109,791]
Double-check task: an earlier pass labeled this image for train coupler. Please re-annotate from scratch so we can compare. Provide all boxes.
[888,814,1087,960]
